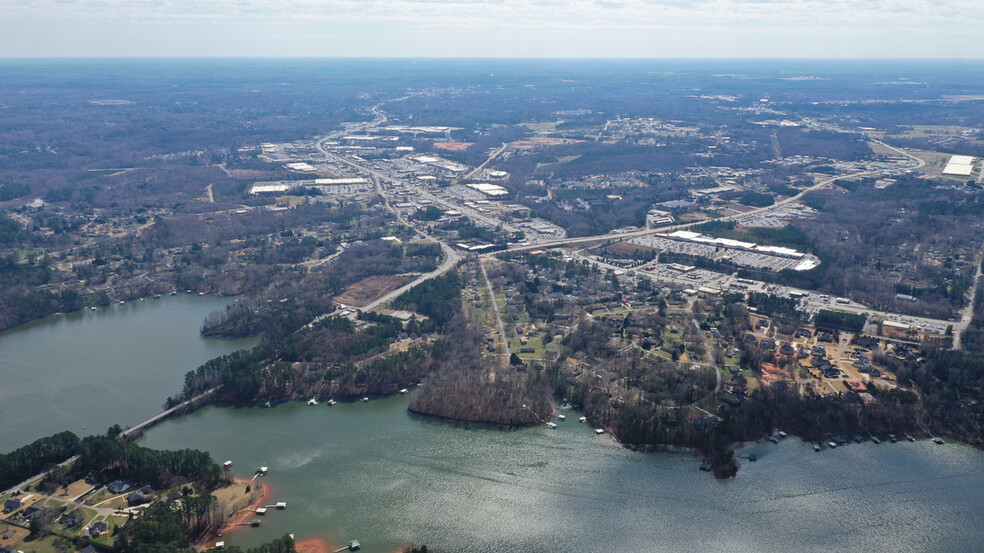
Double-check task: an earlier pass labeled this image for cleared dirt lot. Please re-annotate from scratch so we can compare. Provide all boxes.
[334,275,414,308]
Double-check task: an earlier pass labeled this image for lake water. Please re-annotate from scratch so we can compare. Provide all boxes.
[0,295,256,452]
[140,397,984,553]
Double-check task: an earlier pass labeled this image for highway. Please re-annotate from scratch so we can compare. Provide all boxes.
[304,105,973,350]
[461,142,508,181]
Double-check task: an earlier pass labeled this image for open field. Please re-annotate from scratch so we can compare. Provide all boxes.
[334,275,415,308]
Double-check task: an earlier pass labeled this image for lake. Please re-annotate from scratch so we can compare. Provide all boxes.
[140,396,984,553]
[0,295,256,452]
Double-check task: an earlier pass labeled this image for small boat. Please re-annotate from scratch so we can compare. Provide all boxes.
[546,422,558,429]
[906,434,916,442]
[361,397,369,402]
[307,397,318,406]
[579,416,587,423]
[257,466,269,475]
[263,401,271,408]
[700,461,711,471]
[90,306,98,311]
[853,433,865,443]
[139,297,144,301]
[557,414,566,421]
[327,399,337,406]
[169,291,177,295]
[399,388,408,394]
[769,436,780,444]
[747,454,757,462]
[119,300,125,304]
[813,443,821,452]
[595,428,605,435]
[871,436,881,444]
[827,441,837,449]
[933,437,945,445]
[199,292,205,296]
[154,294,162,298]
[889,434,897,443]
[347,540,361,551]
[777,430,788,438]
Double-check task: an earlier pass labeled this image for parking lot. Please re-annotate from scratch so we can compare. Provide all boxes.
[629,235,814,271]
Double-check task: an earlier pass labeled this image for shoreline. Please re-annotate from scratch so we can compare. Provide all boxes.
[210,477,271,544]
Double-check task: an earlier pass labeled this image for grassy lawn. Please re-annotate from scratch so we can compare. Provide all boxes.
[511,334,550,360]
[81,489,113,507]
[9,534,76,553]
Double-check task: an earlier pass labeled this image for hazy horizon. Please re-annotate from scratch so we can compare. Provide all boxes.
[2,0,982,59]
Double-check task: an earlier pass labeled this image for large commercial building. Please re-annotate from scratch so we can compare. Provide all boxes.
[942,155,975,177]
[467,183,509,198]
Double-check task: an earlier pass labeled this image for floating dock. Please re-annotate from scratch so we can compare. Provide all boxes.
[333,540,360,552]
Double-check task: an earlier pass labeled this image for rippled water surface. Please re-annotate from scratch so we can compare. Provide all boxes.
[140,397,984,553]
[0,295,256,451]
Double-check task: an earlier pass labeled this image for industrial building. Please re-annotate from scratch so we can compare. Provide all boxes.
[942,155,975,177]
[467,183,509,198]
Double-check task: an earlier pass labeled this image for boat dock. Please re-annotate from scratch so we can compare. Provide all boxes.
[333,539,360,552]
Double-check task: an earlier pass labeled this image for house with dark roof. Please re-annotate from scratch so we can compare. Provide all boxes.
[22,506,56,522]
[60,510,85,527]
[3,498,21,513]
[107,480,131,494]
[87,520,109,537]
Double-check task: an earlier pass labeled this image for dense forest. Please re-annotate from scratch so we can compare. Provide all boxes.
[0,431,81,490]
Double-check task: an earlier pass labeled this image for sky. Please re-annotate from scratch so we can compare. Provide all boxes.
[1,0,983,58]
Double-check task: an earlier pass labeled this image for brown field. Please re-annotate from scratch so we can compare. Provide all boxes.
[509,137,586,149]
[226,169,271,179]
[433,141,473,152]
[759,362,793,386]
[334,275,414,308]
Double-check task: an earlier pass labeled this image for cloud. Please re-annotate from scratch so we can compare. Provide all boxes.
[1,0,981,57]
[5,0,984,28]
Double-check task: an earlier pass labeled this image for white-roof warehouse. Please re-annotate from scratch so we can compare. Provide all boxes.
[943,155,975,177]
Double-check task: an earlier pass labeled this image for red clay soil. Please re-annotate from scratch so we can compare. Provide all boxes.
[433,141,473,152]
[295,539,331,553]
[759,362,793,386]
[218,479,270,535]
